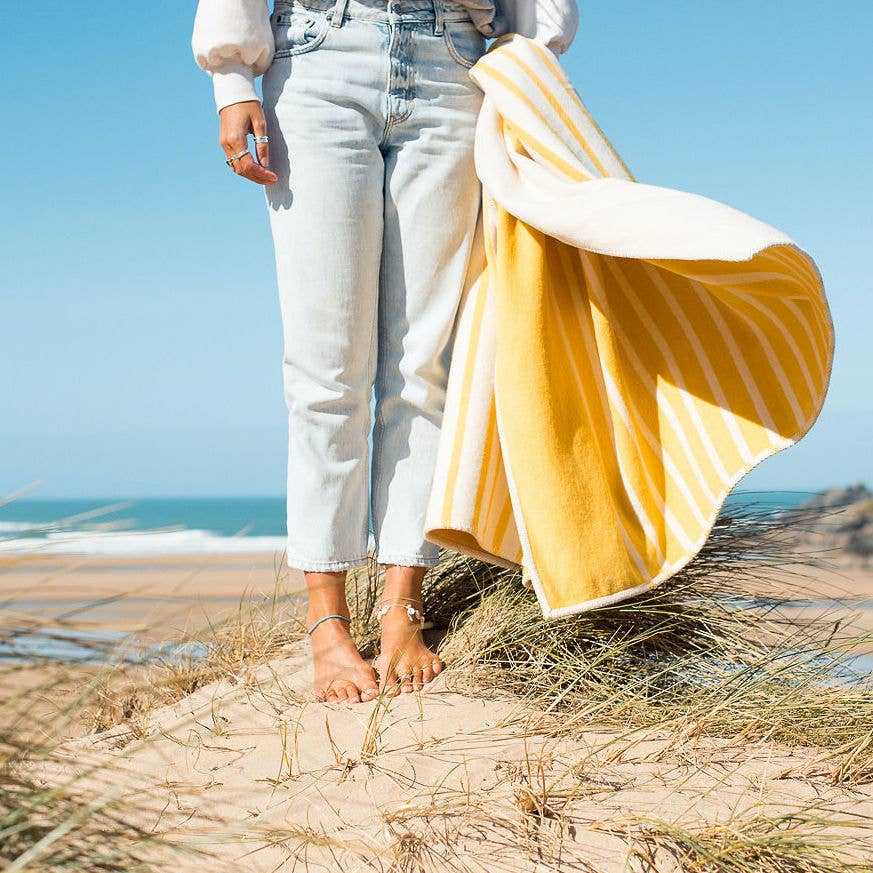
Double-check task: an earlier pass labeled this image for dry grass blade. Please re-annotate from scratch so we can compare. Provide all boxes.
[601,802,873,872]
[0,693,198,872]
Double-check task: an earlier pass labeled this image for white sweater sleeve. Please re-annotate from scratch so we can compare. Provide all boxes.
[500,0,579,55]
[192,0,275,114]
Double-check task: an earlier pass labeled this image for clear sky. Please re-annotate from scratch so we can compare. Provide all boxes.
[1,2,870,499]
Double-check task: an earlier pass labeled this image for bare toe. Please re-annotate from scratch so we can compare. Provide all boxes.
[395,666,413,693]
[361,674,380,697]
[307,619,380,704]
[383,676,401,697]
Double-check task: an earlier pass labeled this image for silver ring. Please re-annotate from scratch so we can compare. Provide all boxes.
[253,135,269,144]
[225,148,249,166]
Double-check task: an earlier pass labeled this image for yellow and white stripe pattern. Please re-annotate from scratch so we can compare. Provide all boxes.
[424,35,835,619]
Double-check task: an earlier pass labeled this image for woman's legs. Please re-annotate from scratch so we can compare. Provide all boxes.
[262,0,484,701]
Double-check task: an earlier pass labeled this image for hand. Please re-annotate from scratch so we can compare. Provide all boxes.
[219,100,278,186]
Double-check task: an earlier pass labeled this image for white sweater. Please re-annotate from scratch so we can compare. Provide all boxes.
[192,0,580,112]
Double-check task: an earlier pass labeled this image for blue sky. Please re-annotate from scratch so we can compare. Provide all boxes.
[1,2,870,498]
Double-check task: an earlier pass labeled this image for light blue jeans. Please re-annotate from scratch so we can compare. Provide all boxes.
[262,0,486,571]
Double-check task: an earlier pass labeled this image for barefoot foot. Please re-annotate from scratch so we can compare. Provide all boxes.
[306,612,380,704]
[375,603,444,697]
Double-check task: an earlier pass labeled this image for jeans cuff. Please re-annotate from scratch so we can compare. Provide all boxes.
[375,551,442,568]
[286,552,369,572]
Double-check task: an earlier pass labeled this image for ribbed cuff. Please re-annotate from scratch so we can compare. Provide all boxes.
[211,61,260,114]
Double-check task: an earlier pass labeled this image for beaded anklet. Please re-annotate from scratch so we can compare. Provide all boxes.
[306,614,351,636]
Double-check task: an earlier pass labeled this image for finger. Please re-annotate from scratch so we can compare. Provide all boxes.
[252,114,270,169]
[238,153,279,186]
[230,151,253,177]
[238,153,277,184]
[221,140,250,177]
[228,151,251,177]
[219,128,247,156]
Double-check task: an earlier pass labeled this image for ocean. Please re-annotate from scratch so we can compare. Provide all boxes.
[0,490,821,557]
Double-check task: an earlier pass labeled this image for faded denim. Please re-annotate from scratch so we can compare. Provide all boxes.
[262,0,486,571]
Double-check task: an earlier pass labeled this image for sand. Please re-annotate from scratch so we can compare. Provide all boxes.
[2,551,871,630]
[760,560,873,655]
[39,638,873,871]
[1,552,307,742]
[6,549,873,869]
[0,552,307,636]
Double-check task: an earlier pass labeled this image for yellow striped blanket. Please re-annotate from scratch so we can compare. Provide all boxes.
[424,34,835,619]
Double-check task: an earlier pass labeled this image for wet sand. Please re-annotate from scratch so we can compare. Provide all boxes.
[2,552,872,643]
[758,560,873,654]
[0,552,306,637]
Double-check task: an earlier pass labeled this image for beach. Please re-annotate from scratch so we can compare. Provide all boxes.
[4,493,873,870]
[10,543,873,872]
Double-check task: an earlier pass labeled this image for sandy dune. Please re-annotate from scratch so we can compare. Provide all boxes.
[7,535,873,869]
[40,637,872,871]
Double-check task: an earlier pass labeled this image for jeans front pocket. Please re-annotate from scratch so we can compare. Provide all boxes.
[271,6,332,58]
[442,19,487,69]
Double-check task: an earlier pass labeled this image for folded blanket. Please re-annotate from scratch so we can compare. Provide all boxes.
[424,34,835,619]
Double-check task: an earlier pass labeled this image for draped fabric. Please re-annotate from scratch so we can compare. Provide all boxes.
[424,34,835,619]
[456,0,580,54]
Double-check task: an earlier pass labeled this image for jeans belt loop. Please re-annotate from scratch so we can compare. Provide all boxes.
[331,0,349,27]
[432,0,444,35]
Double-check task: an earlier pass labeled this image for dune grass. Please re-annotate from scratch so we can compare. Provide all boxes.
[360,502,873,755]
[0,658,198,872]
[601,801,873,873]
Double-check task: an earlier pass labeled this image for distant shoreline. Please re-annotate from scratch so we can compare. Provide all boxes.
[0,490,823,558]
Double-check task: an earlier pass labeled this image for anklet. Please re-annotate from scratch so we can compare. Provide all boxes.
[306,614,351,636]
[377,599,426,627]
